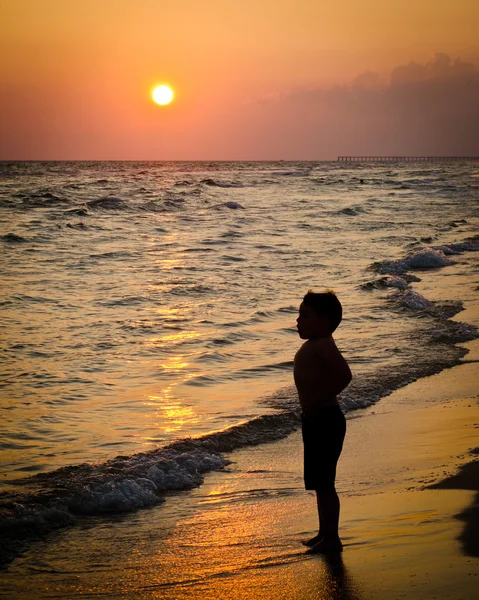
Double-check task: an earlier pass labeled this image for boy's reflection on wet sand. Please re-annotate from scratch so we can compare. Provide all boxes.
[318,554,364,600]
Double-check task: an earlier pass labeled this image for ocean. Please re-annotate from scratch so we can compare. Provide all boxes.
[1,160,478,584]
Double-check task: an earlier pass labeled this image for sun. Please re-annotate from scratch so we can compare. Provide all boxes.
[152,85,174,106]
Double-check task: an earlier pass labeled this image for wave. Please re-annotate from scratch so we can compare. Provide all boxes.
[88,250,137,260]
[360,274,421,291]
[0,413,298,567]
[210,201,245,209]
[187,360,295,386]
[65,222,88,230]
[86,196,128,210]
[271,170,309,177]
[64,206,89,216]
[366,236,478,334]
[2,190,71,208]
[201,178,246,188]
[372,236,479,274]
[97,295,151,307]
[1,233,28,243]
[339,206,366,216]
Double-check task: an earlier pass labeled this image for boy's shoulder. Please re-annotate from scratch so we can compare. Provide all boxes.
[299,336,336,356]
[308,335,336,350]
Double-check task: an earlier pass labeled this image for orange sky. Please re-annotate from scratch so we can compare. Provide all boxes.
[1,0,478,159]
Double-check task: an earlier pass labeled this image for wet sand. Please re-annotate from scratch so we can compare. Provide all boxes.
[2,341,478,599]
[179,346,479,600]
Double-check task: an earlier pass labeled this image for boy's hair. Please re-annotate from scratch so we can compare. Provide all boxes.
[303,289,342,333]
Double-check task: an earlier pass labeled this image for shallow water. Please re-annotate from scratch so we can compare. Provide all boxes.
[0,161,478,568]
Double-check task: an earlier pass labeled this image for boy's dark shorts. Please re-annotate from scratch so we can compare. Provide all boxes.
[301,405,346,492]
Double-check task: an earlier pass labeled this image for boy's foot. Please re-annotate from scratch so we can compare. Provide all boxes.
[302,533,322,547]
[305,538,343,555]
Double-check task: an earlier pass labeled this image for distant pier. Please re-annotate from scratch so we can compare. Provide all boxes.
[338,156,479,163]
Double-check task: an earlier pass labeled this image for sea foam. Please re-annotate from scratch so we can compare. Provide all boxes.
[375,248,453,274]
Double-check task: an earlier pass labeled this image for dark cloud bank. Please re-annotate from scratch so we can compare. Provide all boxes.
[250,54,479,158]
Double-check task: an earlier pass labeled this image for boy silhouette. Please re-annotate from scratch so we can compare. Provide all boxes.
[294,290,352,554]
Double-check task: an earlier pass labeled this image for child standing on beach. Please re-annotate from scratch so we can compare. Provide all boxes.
[294,290,352,554]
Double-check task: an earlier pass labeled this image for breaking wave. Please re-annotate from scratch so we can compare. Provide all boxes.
[373,236,479,274]
[201,178,246,188]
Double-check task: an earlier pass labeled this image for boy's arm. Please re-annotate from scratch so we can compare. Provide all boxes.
[315,338,352,400]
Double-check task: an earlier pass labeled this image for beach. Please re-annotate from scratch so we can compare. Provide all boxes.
[151,343,479,600]
[1,339,477,599]
[3,0,479,594]
[1,160,478,597]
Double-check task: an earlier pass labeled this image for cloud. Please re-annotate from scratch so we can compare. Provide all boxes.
[2,51,477,160]
[243,54,479,159]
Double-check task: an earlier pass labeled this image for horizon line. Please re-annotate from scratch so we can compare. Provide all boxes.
[2,156,479,163]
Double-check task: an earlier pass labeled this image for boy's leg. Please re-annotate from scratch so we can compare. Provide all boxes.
[302,407,346,551]
[302,493,323,546]
[317,488,340,541]
[306,488,342,554]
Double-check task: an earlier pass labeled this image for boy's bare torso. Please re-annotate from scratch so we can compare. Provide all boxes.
[294,336,352,414]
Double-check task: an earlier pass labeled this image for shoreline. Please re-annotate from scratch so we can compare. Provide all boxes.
[175,347,479,599]
[2,259,478,594]
[1,341,478,598]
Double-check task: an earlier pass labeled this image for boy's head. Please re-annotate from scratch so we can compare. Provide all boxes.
[296,290,343,339]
